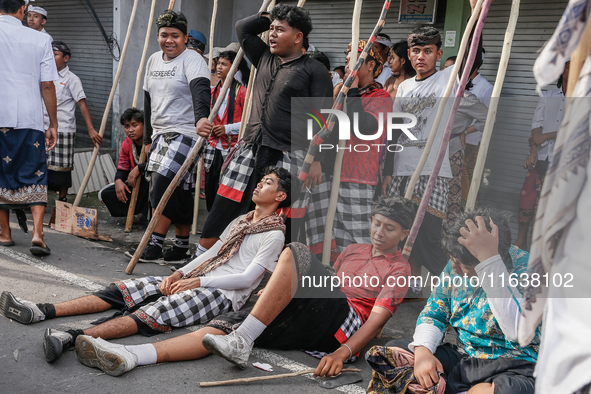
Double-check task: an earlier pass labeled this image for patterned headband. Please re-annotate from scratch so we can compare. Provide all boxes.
[157,12,187,35]
[346,40,383,78]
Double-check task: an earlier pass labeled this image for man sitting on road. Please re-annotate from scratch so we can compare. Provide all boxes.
[366,209,541,394]
[69,196,414,378]
[0,167,296,364]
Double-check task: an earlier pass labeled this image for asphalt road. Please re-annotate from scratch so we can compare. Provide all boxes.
[0,202,427,394]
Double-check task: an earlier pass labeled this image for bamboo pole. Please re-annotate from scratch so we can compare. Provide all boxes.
[168,0,176,9]
[199,368,361,387]
[403,0,484,200]
[126,0,274,274]
[402,0,492,260]
[124,0,158,232]
[465,0,520,209]
[73,0,140,207]
[298,0,393,180]
[321,0,362,266]
[191,0,219,235]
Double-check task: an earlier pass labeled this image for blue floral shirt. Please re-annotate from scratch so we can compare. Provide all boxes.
[417,246,541,362]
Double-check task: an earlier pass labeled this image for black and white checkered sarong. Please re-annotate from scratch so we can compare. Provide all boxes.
[303,304,362,361]
[218,143,295,202]
[203,143,232,172]
[47,132,75,171]
[306,178,375,254]
[146,132,200,190]
[387,175,448,218]
[114,276,232,333]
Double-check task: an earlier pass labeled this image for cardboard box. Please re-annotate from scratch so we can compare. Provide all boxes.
[50,200,99,239]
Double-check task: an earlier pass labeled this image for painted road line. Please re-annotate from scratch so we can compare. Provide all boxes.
[0,246,104,292]
[0,246,365,393]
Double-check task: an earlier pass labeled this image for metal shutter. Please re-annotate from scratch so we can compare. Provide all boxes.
[475,0,567,237]
[37,0,114,149]
[301,0,444,70]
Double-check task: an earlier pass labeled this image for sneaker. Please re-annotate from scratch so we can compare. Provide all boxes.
[44,328,74,362]
[202,331,253,369]
[163,246,190,262]
[0,291,45,324]
[124,244,163,263]
[75,335,138,377]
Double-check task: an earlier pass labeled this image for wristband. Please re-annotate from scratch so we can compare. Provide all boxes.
[341,343,353,360]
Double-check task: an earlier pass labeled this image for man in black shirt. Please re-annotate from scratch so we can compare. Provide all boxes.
[196,4,333,257]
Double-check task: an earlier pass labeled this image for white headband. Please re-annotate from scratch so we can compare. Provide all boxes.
[376,37,392,48]
[28,5,47,17]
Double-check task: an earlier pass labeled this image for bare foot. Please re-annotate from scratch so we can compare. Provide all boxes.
[0,234,13,244]
[31,236,47,249]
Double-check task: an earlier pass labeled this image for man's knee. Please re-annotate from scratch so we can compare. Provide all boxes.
[467,382,494,394]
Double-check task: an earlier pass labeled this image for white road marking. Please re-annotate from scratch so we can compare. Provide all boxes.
[0,246,104,291]
[0,246,366,393]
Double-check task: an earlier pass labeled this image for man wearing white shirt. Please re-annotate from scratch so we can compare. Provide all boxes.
[515,61,569,250]
[0,167,296,366]
[374,33,393,86]
[0,0,58,255]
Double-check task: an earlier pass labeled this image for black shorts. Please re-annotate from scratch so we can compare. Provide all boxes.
[385,339,535,394]
[149,172,194,225]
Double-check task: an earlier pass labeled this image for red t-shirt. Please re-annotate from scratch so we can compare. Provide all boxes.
[340,87,393,185]
[333,243,410,323]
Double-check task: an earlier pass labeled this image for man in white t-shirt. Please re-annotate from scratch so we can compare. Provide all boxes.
[385,1,483,289]
[515,61,569,250]
[0,0,58,256]
[0,167,298,366]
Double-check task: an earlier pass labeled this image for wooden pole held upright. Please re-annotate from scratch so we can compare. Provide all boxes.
[73,0,140,207]
[192,0,219,235]
[126,0,274,274]
[321,0,362,266]
[465,0,520,209]
[124,0,157,232]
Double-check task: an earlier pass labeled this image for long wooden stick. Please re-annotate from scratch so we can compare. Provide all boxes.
[298,0,392,180]
[192,0,219,235]
[124,0,158,232]
[73,0,140,207]
[465,0,520,209]
[321,0,362,266]
[402,0,492,260]
[403,0,484,199]
[199,368,361,387]
[168,0,176,9]
[126,0,274,274]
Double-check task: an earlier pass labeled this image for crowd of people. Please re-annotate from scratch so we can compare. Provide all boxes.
[0,0,580,393]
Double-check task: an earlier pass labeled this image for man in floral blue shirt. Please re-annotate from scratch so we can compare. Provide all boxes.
[368,208,541,394]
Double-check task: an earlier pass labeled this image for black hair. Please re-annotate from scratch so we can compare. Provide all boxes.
[377,33,391,41]
[334,66,345,74]
[120,108,144,126]
[51,41,71,58]
[187,37,205,52]
[218,50,251,86]
[372,196,417,230]
[441,207,513,268]
[308,50,330,71]
[0,0,25,14]
[445,55,457,64]
[270,4,313,38]
[262,166,302,209]
[391,40,416,77]
[156,9,188,35]
[408,26,442,49]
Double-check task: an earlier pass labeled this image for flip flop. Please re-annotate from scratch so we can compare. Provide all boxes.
[0,240,15,246]
[30,244,51,256]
